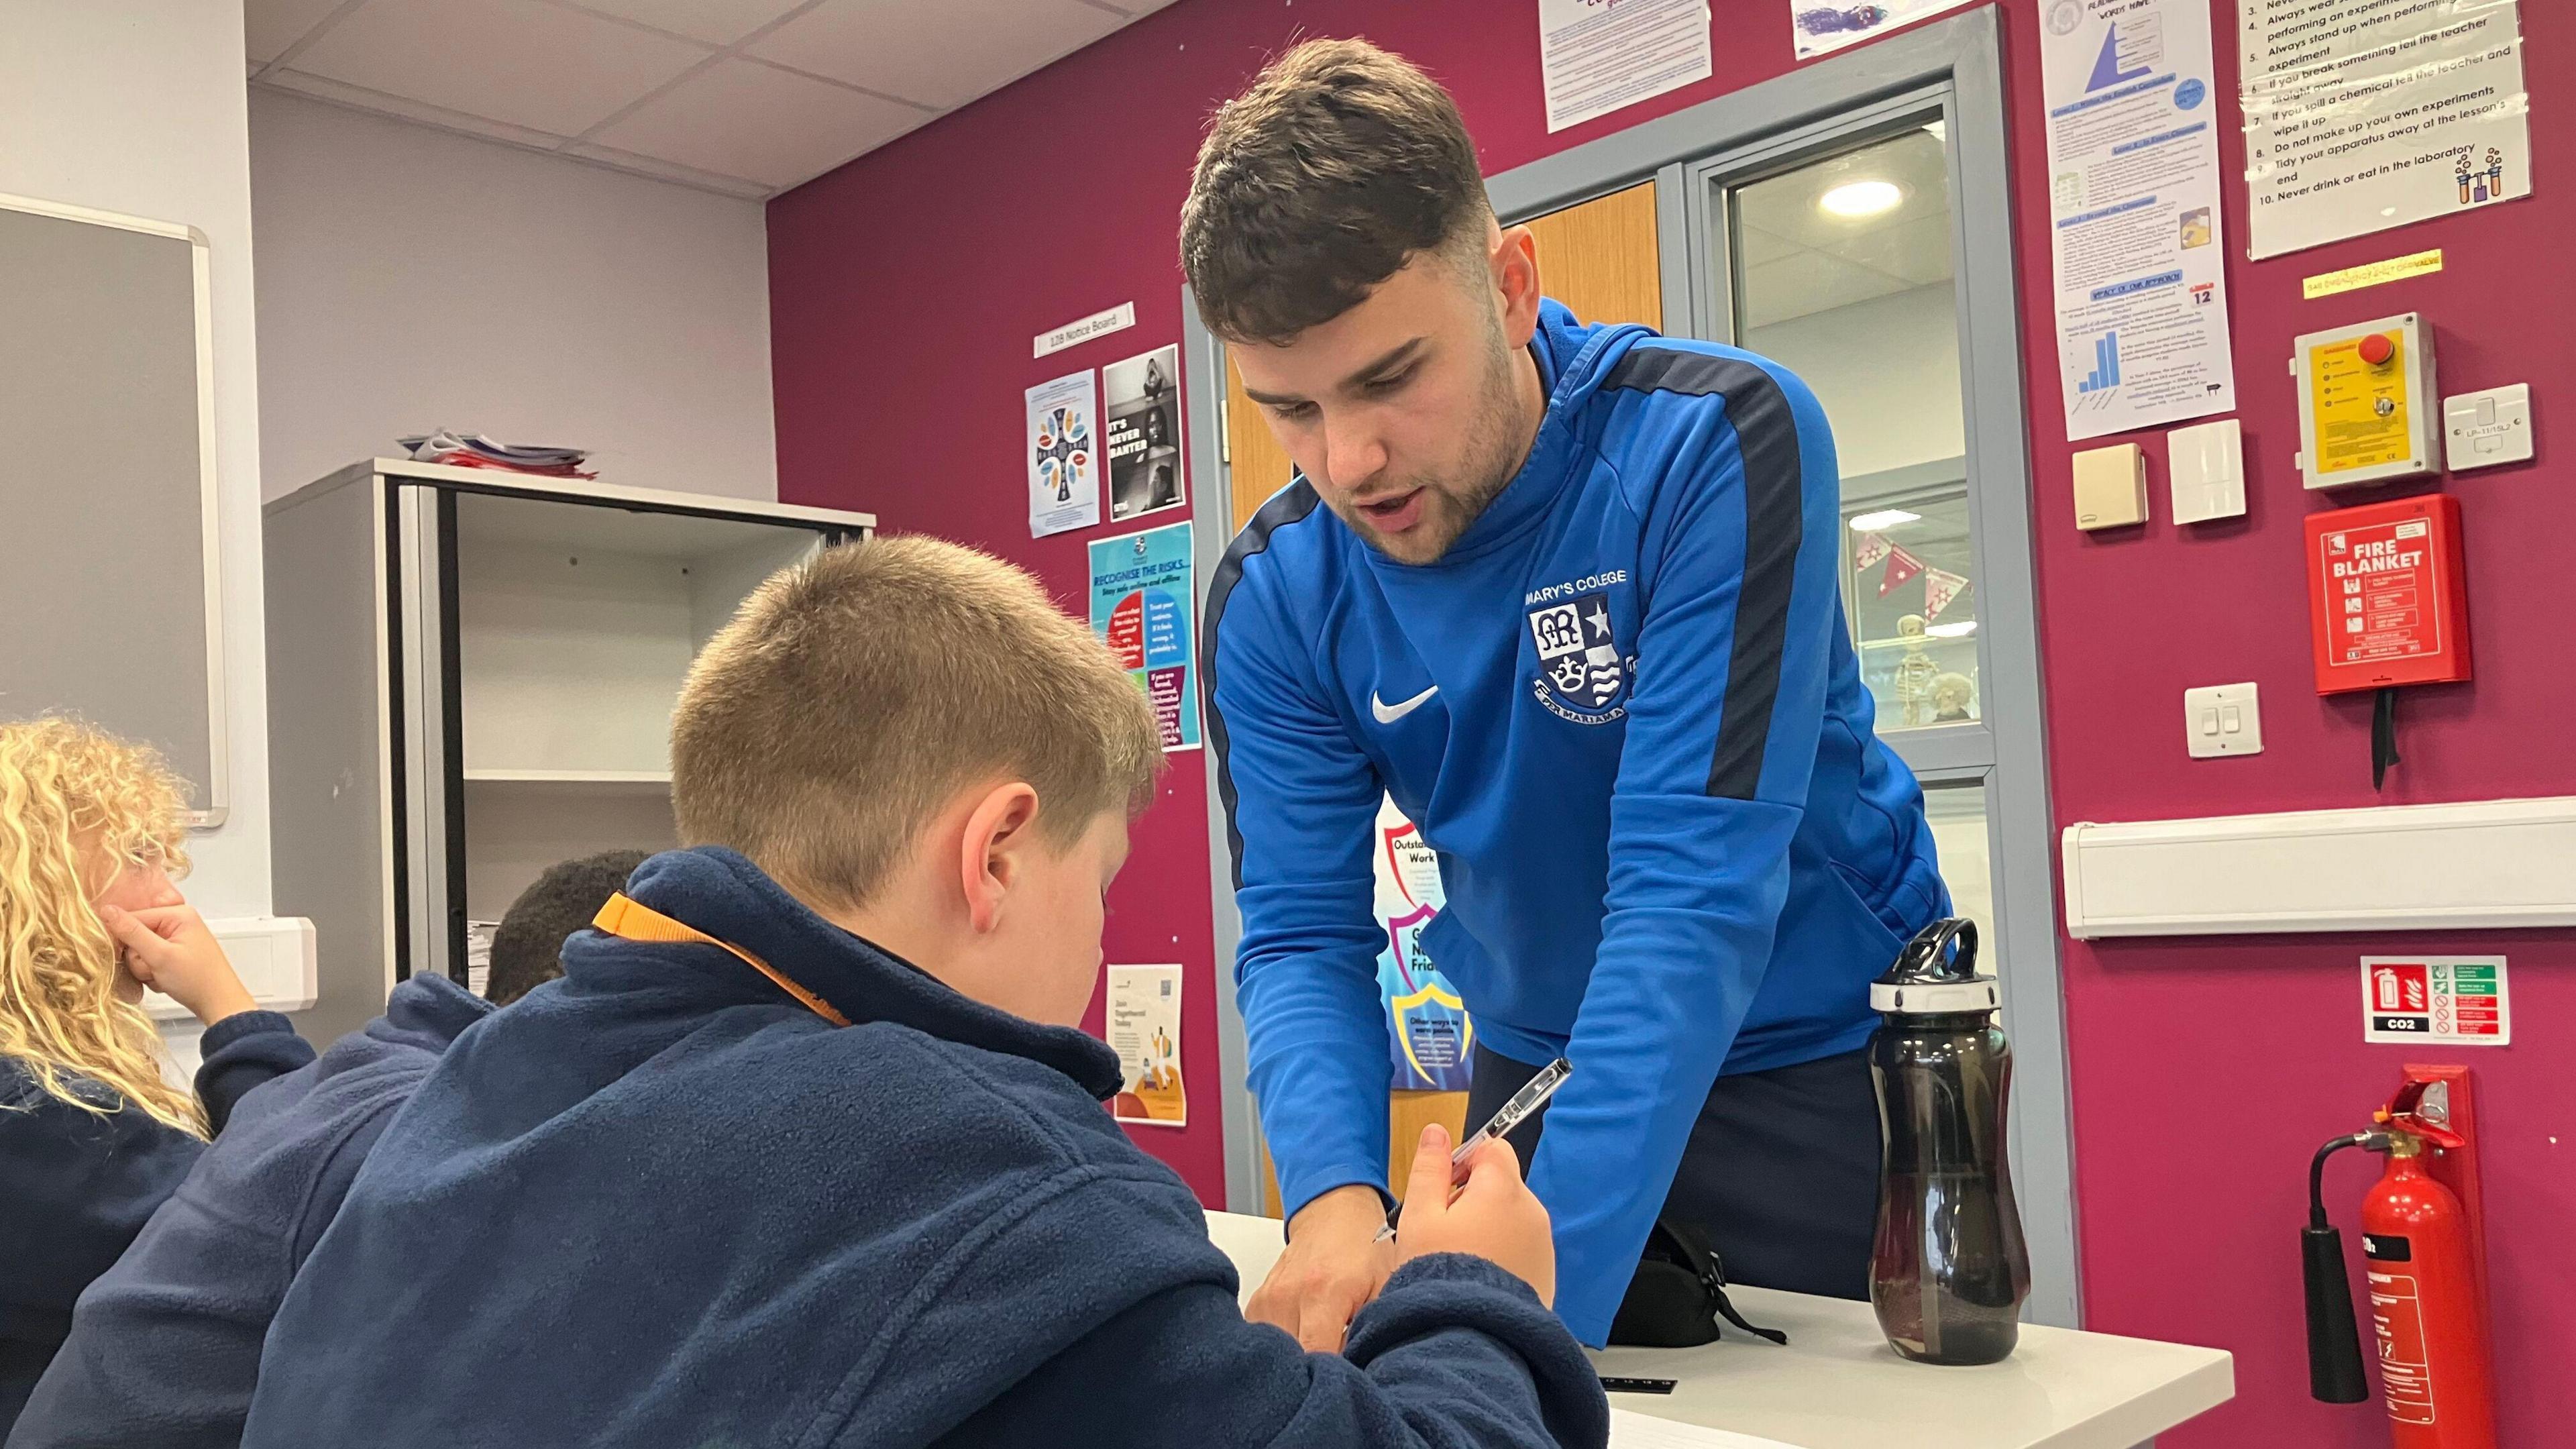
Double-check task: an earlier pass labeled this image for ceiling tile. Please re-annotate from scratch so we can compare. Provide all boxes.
[589,57,928,189]
[291,0,710,137]
[247,0,350,64]
[258,68,579,149]
[749,0,1126,108]
[1825,211,1954,288]
[1733,221,1801,268]
[557,0,810,46]
[1739,250,1909,330]
[564,141,775,199]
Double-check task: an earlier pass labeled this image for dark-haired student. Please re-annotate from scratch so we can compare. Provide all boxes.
[9,851,647,1449]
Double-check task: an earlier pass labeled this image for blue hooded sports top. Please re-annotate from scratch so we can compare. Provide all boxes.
[1205,300,1947,1343]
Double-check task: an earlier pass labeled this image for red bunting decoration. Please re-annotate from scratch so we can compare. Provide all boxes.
[1878,545,1925,596]
[1922,567,1970,619]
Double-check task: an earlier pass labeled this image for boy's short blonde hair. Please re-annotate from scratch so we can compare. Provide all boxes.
[670,537,1162,910]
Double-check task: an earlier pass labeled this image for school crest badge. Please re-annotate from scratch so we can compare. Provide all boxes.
[1526,589,1631,724]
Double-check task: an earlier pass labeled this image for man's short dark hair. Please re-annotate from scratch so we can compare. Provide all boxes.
[1181,38,1490,343]
[486,851,650,1006]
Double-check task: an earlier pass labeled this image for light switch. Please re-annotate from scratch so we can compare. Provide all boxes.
[2074,443,2149,531]
[2184,682,2263,759]
[2168,419,2247,524]
[2445,384,2532,471]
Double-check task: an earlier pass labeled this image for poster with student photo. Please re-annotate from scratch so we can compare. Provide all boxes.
[1102,344,1186,523]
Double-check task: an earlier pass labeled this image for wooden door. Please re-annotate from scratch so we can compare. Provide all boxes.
[1229,181,1664,1218]
[1523,179,1663,330]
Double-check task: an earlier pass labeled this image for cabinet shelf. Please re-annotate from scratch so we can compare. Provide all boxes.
[462,767,672,787]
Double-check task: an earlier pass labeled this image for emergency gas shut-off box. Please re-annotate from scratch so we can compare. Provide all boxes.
[2292,312,2440,490]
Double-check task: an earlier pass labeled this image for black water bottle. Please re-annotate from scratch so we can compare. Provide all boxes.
[1868,918,2030,1365]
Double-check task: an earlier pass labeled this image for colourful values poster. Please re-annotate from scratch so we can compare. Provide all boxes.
[1087,523,1200,752]
[1374,796,1473,1091]
[1026,368,1101,539]
[1106,965,1187,1125]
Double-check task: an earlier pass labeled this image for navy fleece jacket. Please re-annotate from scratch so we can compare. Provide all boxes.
[11,975,490,1449]
[242,847,1608,1449]
[0,1012,310,1437]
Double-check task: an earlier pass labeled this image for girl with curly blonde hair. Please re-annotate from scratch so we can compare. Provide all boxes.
[1,718,311,1433]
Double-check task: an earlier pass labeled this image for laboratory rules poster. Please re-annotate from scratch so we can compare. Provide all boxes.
[2238,0,2531,258]
[2041,0,2239,441]
[1087,523,1200,752]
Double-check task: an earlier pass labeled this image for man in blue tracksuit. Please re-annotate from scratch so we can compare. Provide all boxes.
[1183,40,1946,1349]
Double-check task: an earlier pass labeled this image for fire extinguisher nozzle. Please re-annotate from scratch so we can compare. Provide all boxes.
[2302,1225,2371,1403]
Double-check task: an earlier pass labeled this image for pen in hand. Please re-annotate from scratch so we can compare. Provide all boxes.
[1377,1057,1572,1242]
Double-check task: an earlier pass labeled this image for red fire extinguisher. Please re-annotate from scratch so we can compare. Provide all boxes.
[2303,1073,2496,1448]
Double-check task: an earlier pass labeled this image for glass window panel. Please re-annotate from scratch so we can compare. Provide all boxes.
[1722,124,1976,730]
[1922,781,1996,983]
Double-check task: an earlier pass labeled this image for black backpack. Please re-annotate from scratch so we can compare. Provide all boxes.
[1607,1215,1790,1348]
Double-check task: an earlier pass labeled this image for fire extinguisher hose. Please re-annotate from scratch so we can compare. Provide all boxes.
[2304,1132,2383,1403]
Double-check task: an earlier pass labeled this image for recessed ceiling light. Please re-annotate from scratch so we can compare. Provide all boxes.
[1849,508,1922,531]
[1926,620,1978,639]
[1819,180,1904,219]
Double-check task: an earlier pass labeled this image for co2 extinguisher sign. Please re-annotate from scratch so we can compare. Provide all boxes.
[2361,957,2511,1045]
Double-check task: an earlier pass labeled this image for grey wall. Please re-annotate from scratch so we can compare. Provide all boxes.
[0,0,273,919]
[249,90,778,503]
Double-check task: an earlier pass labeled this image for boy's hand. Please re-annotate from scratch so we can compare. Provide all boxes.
[1393,1122,1555,1307]
[1247,1183,1396,1353]
[103,903,260,1026]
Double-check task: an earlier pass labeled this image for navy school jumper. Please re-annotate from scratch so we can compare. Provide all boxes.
[0,1010,311,1436]
[241,847,1608,1449]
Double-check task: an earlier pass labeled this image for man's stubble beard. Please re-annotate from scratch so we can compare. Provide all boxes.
[1337,320,1532,566]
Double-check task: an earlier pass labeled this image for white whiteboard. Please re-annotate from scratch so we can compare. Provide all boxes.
[0,192,226,824]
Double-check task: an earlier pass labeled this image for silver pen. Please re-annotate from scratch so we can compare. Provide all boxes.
[1377,1057,1573,1241]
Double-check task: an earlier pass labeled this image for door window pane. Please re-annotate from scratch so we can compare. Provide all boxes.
[1723,125,1976,729]
[1922,782,1996,983]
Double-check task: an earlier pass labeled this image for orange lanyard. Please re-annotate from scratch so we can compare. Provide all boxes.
[591,892,849,1028]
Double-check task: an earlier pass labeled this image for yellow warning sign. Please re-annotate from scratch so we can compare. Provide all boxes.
[2309,333,2414,476]
[2303,250,2444,301]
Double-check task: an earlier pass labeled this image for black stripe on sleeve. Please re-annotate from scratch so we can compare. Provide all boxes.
[1200,479,1327,890]
[1601,348,1805,801]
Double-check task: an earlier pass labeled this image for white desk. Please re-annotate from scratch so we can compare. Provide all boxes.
[1205,1212,2231,1449]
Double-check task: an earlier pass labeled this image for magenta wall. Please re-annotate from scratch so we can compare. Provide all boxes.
[768,2,2573,1441]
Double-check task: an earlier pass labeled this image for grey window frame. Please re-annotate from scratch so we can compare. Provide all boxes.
[1187,8,2074,1328]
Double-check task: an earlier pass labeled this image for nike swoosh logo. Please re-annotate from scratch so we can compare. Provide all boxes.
[1371,686,1439,724]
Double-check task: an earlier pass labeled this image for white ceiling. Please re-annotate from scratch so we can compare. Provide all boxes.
[1734,127,1954,331]
[246,0,1177,200]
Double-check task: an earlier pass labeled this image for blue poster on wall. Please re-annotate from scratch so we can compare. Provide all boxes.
[1374,798,1472,1090]
[1086,522,1200,752]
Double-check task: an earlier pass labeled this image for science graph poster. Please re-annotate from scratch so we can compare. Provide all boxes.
[1026,368,1101,539]
[1086,523,1201,752]
[1374,796,1472,1091]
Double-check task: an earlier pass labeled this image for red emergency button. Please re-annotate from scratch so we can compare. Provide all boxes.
[2358,332,2397,367]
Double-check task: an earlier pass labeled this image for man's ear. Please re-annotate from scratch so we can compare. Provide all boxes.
[1492,221,1542,347]
[959,782,1042,935]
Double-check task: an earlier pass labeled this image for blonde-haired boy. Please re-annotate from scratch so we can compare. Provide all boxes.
[240,537,1606,1449]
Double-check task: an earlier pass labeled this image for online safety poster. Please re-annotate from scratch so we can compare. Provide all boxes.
[1087,523,1201,752]
[1026,369,1102,539]
[2041,0,2239,441]
[1374,796,1473,1091]
[2238,0,2530,258]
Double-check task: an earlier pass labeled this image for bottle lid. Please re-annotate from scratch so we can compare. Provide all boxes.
[1870,977,2000,1014]
[1872,916,1998,1016]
